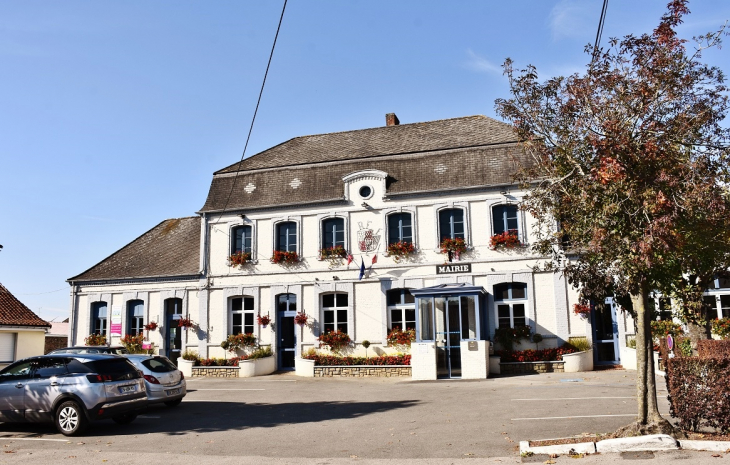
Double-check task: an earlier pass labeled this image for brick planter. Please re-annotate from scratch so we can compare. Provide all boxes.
[191,366,240,378]
[314,365,411,378]
[499,361,564,374]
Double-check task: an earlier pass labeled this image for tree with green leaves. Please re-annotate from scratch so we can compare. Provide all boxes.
[496,0,730,435]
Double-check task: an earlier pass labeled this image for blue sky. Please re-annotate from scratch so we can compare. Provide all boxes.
[1,1,729,321]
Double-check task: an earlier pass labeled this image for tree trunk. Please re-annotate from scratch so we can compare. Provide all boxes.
[616,287,677,437]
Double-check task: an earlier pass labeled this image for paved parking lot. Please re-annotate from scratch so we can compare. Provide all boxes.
[0,369,716,464]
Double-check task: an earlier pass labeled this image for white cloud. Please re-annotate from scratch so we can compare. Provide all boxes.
[464,49,503,75]
[549,0,594,41]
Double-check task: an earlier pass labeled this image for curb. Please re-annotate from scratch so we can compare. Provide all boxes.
[520,434,730,456]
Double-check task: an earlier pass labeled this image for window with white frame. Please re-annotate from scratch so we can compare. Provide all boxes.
[387,288,415,331]
[91,302,108,336]
[703,294,730,321]
[232,225,252,255]
[387,213,413,245]
[322,217,345,249]
[127,300,144,335]
[494,283,527,329]
[276,222,297,252]
[231,296,255,335]
[322,292,348,334]
[492,204,519,236]
[438,208,465,242]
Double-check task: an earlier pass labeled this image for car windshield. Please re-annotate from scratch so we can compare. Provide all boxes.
[83,358,140,381]
[141,357,177,373]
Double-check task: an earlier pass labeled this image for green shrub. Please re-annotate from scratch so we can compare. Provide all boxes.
[181,349,199,362]
[567,336,591,352]
[493,326,532,351]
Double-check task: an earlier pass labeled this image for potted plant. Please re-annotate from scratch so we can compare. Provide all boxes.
[84,333,107,346]
[178,349,199,377]
[573,303,591,319]
[144,321,158,331]
[319,245,347,267]
[221,333,257,353]
[120,333,145,354]
[318,329,352,354]
[257,313,271,328]
[489,231,522,250]
[178,317,195,330]
[228,251,252,268]
[386,241,415,263]
[440,237,467,260]
[270,250,300,265]
[294,311,308,326]
[362,340,371,358]
[386,327,416,351]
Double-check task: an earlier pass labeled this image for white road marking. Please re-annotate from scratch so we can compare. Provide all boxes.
[511,396,635,401]
[0,437,68,442]
[191,389,265,391]
[512,414,637,420]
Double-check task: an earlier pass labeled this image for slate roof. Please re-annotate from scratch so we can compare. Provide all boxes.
[201,115,528,213]
[0,284,51,328]
[216,115,518,173]
[68,217,201,283]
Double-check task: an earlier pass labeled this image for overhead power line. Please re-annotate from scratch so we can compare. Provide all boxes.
[217,0,288,218]
[593,0,609,61]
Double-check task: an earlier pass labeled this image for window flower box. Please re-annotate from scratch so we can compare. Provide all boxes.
[270,250,299,265]
[440,237,467,260]
[489,231,522,250]
[84,333,107,346]
[228,251,252,268]
[386,327,416,349]
[319,245,347,267]
[318,330,352,353]
[386,241,415,263]
[143,321,158,331]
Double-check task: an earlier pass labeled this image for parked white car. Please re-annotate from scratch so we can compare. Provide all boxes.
[123,355,186,407]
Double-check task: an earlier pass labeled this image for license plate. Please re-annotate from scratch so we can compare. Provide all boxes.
[166,388,180,396]
[119,385,136,393]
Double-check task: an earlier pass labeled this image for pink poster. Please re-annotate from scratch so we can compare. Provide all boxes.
[111,323,122,335]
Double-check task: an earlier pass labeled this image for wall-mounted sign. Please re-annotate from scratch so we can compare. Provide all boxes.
[436,263,471,274]
[110,305,122,336]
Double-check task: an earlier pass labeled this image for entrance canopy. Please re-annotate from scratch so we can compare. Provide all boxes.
[411,283,487,378]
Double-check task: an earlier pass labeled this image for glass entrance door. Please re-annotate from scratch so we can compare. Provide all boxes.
[593,297,620,364]
[435,297,462,378]
[277,294,297,370]
[165,298,183,365]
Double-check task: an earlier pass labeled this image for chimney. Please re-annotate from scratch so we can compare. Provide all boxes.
[385,113,400,126]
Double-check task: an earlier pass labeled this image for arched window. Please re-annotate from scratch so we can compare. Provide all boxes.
[387,213,413,245]
[276,222,298,252]
[438,208,465,241]
[231,296,255,335]
[322,217,345,249]
[322,292,348,334]
[387,288,415,331]
[127,300,144,335]
[494,283,527,329]
[492,205,519,235]
[91,302,108,336]
[232,225,252,255]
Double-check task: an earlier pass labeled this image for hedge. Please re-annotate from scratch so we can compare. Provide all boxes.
[495,346,576,362]
[666,357,730,433]
[303,354,411,366]
[697,339,730,359]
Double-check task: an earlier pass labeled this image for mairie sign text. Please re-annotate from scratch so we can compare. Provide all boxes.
[435,263,471,274]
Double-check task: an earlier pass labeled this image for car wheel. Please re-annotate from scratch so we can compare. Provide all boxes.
[164,399,182,407]
[112,413,137,425]
[55,401,88,436]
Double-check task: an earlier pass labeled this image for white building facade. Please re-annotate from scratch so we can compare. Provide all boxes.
[68,114,598,378]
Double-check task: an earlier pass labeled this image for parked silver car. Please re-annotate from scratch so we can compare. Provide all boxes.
[49,346,129,355]
[0,354,147,436]
[123,355,186,407]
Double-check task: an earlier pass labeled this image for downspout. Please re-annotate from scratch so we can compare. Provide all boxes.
[200,212,211,358]
[68,281,78,346]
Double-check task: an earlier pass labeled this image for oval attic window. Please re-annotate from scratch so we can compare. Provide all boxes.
[359,185,373,199]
